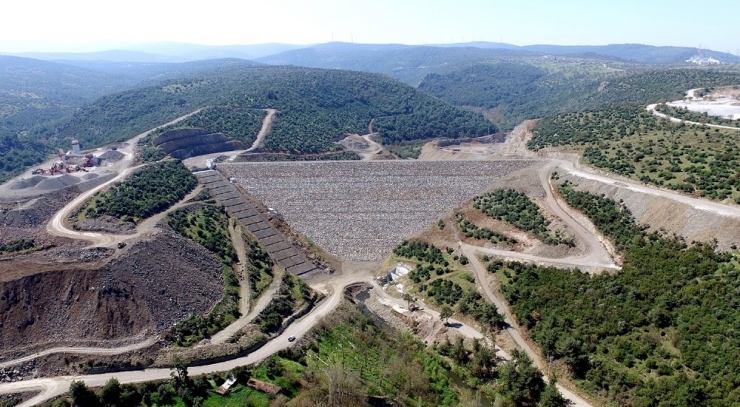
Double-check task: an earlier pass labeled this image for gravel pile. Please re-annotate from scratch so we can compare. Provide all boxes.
[35,174,80,191]
[221,160,536,261]
[99,150,125,161]
[7,176,45,190]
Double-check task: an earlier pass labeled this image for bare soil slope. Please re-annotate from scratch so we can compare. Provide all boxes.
[0,231,224,360]
[563,172,740,250]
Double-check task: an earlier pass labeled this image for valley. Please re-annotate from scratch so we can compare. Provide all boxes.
[0,39,739,406]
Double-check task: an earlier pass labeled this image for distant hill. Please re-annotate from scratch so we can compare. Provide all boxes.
[126,42,310,61]
[521,44,740,64]
[15,49,185,63]
[0,55,132,135]
[419,62,740,130]
[0,57,264,182]
[13,43,310,64]
[51,58,260,82]
[257,42,539,84]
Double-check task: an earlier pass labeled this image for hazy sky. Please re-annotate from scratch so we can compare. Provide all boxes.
[2,0,738,53]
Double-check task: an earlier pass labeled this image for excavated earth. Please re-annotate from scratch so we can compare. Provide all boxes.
[0,231,224,362]
[562,172,740,251]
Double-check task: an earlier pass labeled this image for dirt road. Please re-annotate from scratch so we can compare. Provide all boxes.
[209,268,284,345]
[647,103,740,131]
[0,273,359,407]
[225,108,277,162]
[45,109,207,248]
[460,246,592,407]
[0,337,159,370]
[557,159,740,218]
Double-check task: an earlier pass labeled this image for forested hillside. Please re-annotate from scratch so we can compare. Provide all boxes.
[42,65,491,156]
[0,57,256,183]
[496,186,740,406]
[419,65,740,129]
[530,104,740,202]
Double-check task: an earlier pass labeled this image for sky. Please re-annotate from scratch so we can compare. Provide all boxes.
[1,0,738,53]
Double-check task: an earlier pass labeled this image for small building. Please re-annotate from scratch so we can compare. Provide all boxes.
[215,376,237,395]
[72,140,80,154]
[247,378,282,395]
[385,264,410,283]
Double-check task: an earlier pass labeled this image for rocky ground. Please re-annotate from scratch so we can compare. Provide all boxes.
[0,230,225,361]
[72,215,136,234]
[221,160,538,262]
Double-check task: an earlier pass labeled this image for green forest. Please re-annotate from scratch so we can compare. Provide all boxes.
[157,106,266,146]
[419,65,740,130]
[473,189,572,246]
[79,160,196,222]
[530,105,740,201]
[496,185,740,406]
[47,66,492,156]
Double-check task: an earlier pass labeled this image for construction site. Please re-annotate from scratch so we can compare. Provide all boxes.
[2,95,740,407]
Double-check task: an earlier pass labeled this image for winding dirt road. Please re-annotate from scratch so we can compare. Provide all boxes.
[46,109,207,248]
[647,103,740,131]
[460,246,592,407]
[0,278,353,407]
[0,337,159,371]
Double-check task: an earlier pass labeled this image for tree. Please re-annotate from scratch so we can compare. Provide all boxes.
[100,378,122,407]
[497,350,545,407]
[538,378,567,407]
[69,380,100,407]
[171,355,191,388]
[440,305,453,326]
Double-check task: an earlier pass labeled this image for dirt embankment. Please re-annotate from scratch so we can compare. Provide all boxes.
[0,231,225,361]
[563,172,740,250]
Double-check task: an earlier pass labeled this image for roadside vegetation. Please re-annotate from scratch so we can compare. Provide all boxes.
[473,189,572,246]
[49,304,561,407]
[531,104,740,202]
[245,239,274,300]
[159,106,266,146]
[78,160,196,223]
[167,202,240,347]
[394,240,507,333]
[254,273,315,334]
[654,103,740,128]
[496,185,740,405]
[0,238,35,255]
